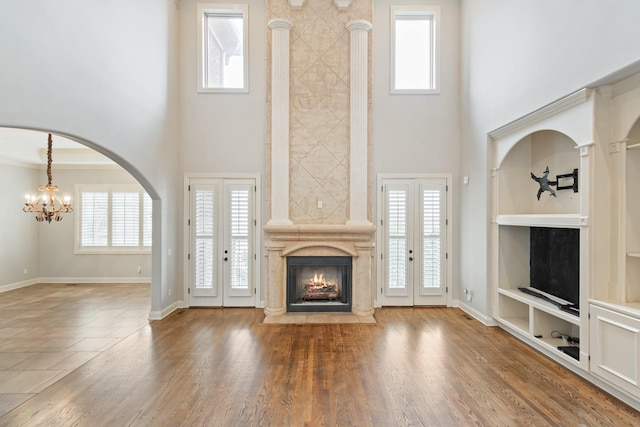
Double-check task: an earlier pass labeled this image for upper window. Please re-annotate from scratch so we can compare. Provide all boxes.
[390,6,440,94]
[75,184,152,254]
[197,4,249,93]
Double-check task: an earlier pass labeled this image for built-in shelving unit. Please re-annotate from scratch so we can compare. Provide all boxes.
[490,74,640,410]
[489,90,592,372]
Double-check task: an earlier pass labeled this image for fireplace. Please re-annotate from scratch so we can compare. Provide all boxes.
[287,256,352,312]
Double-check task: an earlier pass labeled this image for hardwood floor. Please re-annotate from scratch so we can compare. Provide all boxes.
[1,284,639,426]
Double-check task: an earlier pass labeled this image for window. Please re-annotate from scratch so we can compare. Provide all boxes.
[390,6,440,94]
[76,185,152,254]
[197,4,249,93]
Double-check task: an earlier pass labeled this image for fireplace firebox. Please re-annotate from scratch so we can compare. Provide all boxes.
[286,256,352,312]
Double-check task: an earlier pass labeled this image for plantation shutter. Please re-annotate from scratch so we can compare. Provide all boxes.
[420,183,445,294]
[143,193,152,247]
[387,186,408,292]
[81,192,108,247]
[228,185,251,294]
[112,192,140,247]
[193,185,217,296]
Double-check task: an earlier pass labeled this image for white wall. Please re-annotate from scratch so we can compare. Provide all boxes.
[178,0,267,174]
[177,0,267,301]
[0,163,39,289]
[460,0,640,317]
[0,0,180,315]
[373,0,461,174]
[373,0,461,300]
[37,168,152,280]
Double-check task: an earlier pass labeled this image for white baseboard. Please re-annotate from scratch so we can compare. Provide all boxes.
[149,300,183,320]
[456,300,497,326]
[0,277,151,294]
[0,278,39,293]
[37,277,151,284]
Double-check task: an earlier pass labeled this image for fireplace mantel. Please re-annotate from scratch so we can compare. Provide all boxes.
[264,224,376,242]
[264,224,375,319]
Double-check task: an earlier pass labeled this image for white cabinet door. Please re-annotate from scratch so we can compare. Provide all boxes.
[590,304,640,398]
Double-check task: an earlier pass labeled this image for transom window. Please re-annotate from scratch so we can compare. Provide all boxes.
[75,185,152,254]
[197,4,249,93]
[390,6,440,94]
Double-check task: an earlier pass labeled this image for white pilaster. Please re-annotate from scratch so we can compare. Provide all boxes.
[264,242,286,316]
[352,242,375,317]
[346,20,372,226]
[268,19,294,226]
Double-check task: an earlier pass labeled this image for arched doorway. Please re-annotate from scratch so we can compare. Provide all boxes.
[0,126,160,317]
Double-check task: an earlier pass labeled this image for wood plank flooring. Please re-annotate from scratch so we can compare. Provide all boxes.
[1,284,639,426]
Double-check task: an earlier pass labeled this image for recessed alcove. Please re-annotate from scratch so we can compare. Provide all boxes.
[498,130,580,215]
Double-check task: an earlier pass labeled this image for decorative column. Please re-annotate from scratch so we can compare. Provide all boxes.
[268,19,293,226]
[264,242,286,316]
[352,243,375,317]
[346,20,372,226]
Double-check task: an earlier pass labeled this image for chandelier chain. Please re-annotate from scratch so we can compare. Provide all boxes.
[47,133,53,186]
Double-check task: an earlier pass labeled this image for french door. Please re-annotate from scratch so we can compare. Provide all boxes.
[188,177,256,307]
[379,177,448,306]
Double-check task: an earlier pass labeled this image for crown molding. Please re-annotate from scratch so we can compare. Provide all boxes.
[488,88,592,140]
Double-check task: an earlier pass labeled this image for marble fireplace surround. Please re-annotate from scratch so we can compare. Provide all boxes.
[264,0,375,321]
[263,224,376,320]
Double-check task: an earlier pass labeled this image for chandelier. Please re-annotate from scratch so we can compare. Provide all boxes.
[23,133,73,222]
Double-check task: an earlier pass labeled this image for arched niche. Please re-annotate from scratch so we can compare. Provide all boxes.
[498,130,580,215]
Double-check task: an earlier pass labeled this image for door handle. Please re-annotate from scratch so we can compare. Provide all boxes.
[224,257,228,261]
[409,257,414,261]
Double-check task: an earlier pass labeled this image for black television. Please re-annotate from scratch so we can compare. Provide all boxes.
[529,227,580,308]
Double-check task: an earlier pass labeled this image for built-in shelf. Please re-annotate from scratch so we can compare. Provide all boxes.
[495,214,585,228]
[498,288,580,325]
[536,336,581,365]
[497,289,581,366]
[626,142,640,150]
[589,299,640,318]
[627,252,640,258]
[500,316,529,334]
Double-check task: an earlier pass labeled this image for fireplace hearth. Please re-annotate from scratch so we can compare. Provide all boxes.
[287,256,352,312]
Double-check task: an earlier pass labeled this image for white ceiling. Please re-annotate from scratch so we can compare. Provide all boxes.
[0,128,115,166]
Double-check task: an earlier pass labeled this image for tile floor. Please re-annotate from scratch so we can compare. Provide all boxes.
[0,283,150,417]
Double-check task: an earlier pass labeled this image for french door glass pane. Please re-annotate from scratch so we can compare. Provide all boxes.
[230,189,250,290]
[387,189,407,289]
[422,189,441,288]
[195,189,216,290]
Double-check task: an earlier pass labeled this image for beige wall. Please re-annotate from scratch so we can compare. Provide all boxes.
[0,163,40,289]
